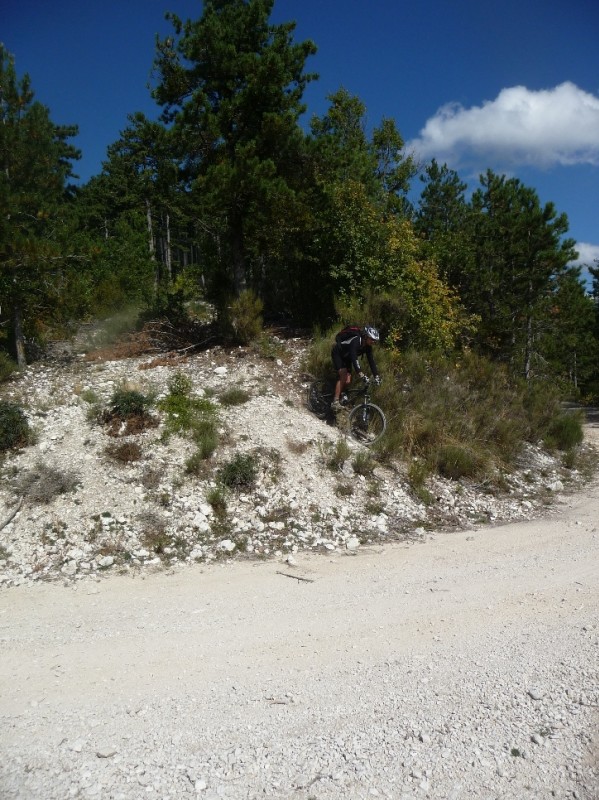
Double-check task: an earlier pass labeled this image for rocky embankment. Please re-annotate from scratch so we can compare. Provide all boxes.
[0,336,597,800]
[0,336,588,588]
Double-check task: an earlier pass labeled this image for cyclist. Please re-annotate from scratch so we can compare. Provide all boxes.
[331,325,381,412]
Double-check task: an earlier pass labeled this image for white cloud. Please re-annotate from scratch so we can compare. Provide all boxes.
[408,82,599,169]
[570,242,599,267]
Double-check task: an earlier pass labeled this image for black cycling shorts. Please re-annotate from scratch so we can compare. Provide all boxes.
[331,345,352,372]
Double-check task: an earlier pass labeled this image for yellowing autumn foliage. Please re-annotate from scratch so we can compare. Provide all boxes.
[328,182,470,352]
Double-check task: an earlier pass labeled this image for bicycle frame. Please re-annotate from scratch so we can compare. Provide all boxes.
[307,376,386,444]
[341,383,372,407]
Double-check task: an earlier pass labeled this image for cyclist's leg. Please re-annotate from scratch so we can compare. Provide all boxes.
[332,347,351,405]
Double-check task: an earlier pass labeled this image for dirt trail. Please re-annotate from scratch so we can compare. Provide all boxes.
[1,426,598,800]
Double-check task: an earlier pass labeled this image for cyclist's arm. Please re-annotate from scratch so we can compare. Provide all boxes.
[365,347,378,377]
[349,338,362,373]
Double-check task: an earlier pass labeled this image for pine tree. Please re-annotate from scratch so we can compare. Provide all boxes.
[151,0,317,299]
[414,159,473,287]
[0,46,80,365]
[465,171,577,377]
[540,266,598,393]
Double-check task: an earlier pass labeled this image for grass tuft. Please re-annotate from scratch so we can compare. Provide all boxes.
[0,352,18,384]
[352,450,376,477]
[0,400,30,452]
[320,438,351,472]
[138,512,170,554]
[206,485,228,516]
[219,388,251,407]
[218,452,259,490]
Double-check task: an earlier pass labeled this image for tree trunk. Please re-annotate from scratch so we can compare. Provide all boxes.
[13,301,26,368]
[146,198,158,293]
[523,312,533,381]
[230,214,247,295]
[165,211,172,284]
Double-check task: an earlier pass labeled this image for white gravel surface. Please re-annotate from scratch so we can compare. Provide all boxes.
[0,341,598,799]
[1,487,598,800]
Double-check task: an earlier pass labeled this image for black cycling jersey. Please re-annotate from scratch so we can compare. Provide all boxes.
[332,333,378,376]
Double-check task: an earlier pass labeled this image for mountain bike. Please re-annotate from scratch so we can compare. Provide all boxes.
[307,377,387,445]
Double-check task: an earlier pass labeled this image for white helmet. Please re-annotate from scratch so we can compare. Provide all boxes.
[363,326,380,341]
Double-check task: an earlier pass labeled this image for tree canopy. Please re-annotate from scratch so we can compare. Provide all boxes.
[2,1,598,400]
[0,45,81,365]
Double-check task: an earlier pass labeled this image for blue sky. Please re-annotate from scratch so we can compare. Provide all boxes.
[4,0,599,274]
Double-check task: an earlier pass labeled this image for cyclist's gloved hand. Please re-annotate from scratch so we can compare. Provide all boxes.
[374,375,382,386]
[360,372,370,385]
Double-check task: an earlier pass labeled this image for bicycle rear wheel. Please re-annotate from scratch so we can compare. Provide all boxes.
[307,380,334,419]
[348,403,386,445]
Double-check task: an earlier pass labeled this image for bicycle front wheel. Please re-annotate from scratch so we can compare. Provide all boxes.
[348,403,386,445]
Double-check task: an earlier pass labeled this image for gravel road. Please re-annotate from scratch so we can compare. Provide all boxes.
[2,444,598,800]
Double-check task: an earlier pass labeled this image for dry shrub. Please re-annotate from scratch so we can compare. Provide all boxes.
[16,462,79,504]
[138,511,170,554]
[85,329,152,361]
[104,414,159,437]
[140,466,162,489]
[138,354,186,370]
[286,438,310,455]
[105,441,143,463]
[101,387,158,437]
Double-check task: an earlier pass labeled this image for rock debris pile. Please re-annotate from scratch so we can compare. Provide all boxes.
[0,338,583,588]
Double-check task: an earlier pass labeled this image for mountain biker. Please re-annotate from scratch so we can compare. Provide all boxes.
[331,325,381,412]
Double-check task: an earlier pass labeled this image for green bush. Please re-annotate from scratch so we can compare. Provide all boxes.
[0,401,30,452]
[543,412,584,451]
[140,287,190,328]
[436,444,486,480]
[81,307,141,351]
[229,289,263,345]
[158,378,218,450]
[352,450,376,477]
[251,332,289,361]
[373,349,573,477]
[185,449,209,477]
[167,371,193,398]
[0,352,18,384]
[218,290,264,345]
[138,512,169,554]
[206,485,228,516]
[192,418,219,460]
[219,388,251,407]
[218,452,259,490]
[109,388,151,418]
[303,329,338,380]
